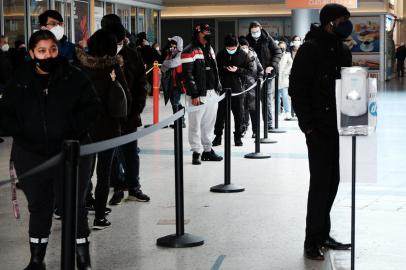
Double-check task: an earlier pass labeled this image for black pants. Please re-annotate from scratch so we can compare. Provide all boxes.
[93,149,115,219]
[13,144,91,239]
[304,130,340,247]
[214,95,243,137]
[112,139,141,191]
[397,60,404,77]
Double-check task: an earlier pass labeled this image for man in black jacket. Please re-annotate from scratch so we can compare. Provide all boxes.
[182,24,223,165]
[289,4,353,260]
[101,15,150,205]
[213,34,253,146]
[246,21,282,130]
[396,42,406,77]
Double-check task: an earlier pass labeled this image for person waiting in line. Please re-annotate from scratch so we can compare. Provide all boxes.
[213,34,253,147]
[289,3,353,261]
[161,35,186,128]
[181,23,223,165]
[290,35,302,60]
[99,14,150,205]
[396,42,406,77]
[0,30,100,270]
[39,10,76,63]
[238,36,264,138]
[246,21,282,131]
[0,35,12,144]
[76,29,132,230]
[9,39,30,73]
[277,41,293,120]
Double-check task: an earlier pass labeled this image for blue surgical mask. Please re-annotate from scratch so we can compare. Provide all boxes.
[251,31,261,39]
[226,48,237,55]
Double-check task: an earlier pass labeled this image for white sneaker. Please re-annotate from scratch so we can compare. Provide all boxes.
[284,113,292,120]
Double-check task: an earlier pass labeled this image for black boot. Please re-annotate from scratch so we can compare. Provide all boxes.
[76,240,92,270]
[24,241,47,270]
[192,152,201,165]
[212,135,222,146]
[234,134,243,146]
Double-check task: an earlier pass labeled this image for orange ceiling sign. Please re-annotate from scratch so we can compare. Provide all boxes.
[287,0,358,9]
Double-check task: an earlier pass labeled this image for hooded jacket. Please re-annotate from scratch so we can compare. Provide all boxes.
[278,51,293,89]
[0,58,100,157]
[246,29,282,72]
[76,48,131,142]
[289,25,352,134]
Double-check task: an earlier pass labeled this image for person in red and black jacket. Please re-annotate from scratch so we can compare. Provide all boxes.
[181,24,223,165]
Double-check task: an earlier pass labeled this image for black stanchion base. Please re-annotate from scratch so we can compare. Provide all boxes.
[210,184,245,193]
[268,129,287,133]
[157,233,204,248]
[260,138,277,144]
[244,152,271,159]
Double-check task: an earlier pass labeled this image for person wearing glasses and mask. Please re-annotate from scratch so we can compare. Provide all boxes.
[290,35,302,60]
[181,24,223,165]
[39,10,76,63]
[289,4,353,261]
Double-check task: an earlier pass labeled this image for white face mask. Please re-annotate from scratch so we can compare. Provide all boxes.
[1,44,9,52]
[251,31,261,39]
[117,44,123,55]
[50,25,64,41]
[292,40,301,48]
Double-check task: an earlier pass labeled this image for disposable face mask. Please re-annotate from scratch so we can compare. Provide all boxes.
[226,49,237,55]
[251,31,261,39]
[334,20,354,40]
[292,40,301,48]
[50,25,64,41]
[117,44,123,55]
[1,44,9,52]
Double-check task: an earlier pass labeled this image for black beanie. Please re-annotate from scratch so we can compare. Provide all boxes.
[238,36,249,46]
[320,4,351,26]
[224,34,238,47]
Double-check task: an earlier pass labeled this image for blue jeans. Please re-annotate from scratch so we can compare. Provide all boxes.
[262,78,273,128]
[278,87,290,113]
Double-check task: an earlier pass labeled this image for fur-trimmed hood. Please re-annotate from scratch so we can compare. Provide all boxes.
[75,47,123,69]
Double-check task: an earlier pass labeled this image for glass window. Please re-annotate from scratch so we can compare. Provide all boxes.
[30,0,48,33]
[73,0,89,44]
[55,1,73,41]
[3,0,25,45]
[94,0,104,31]
[117,5,130,32]
[105,2,114,15]
[145,8,153,42]
[131,7,137,34]
[153,10,159,43]
[137,8,145,34]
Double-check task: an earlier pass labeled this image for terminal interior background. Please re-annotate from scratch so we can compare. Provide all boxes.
[1,0,406,269]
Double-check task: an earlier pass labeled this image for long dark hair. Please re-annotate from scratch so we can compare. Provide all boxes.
[28,30,58,50]
[87,29,117,57]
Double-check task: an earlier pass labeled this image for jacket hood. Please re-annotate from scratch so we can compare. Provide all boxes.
[169,36,183,51]
[305,23,340,43]
[247,48,258,60]
[75,47,123,69]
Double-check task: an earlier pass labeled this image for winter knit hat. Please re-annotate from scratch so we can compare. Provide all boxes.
[320,4,351,26]
[238,36,249,46]
[224,34,238,47]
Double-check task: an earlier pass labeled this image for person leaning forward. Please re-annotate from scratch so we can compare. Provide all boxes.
[288,3,353,261]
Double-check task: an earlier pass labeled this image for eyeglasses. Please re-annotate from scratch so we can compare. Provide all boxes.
[46,22,62,27]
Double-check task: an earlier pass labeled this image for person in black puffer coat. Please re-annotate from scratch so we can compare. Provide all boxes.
[246,21,282,130]
[213,34,253,146]
[289,3,353,261]
[0,30,100,270]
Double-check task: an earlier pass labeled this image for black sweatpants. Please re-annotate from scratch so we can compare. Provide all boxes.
[13,143,91,239]
[304,130,340,247]
[214,95,244,137]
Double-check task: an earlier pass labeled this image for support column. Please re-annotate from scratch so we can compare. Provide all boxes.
[292,9,320,39]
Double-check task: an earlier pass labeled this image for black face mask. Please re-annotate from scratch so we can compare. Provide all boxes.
[204,34,212,43]
[334,20,353,40]
[34,56,61,73]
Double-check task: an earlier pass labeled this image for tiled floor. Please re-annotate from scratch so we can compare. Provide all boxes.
[0,78,405,270]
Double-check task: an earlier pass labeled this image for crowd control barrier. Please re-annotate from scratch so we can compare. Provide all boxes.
[261,75,278,143]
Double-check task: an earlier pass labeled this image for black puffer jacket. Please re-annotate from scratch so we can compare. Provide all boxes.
[0,58,100,157]
[289,25,352,134]
[246,29,282,72]
[243,48,264,110]
[216,47,253,93]
[119,45,147,131]
[181,40,221,98]
[76,48,131,142]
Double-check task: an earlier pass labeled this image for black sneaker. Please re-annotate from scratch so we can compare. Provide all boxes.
[85,199,95,212]
[127,189,150,202]
[192,152,201,165]
[93,217,111,230]
[234,136,243,146]
[201,149,223,161]
[109,190,124,205]
[105,207,112,215]
[53,209,62,220]
[212,135,222,146]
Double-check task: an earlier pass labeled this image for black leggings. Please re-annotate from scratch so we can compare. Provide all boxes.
[13,144,91,239]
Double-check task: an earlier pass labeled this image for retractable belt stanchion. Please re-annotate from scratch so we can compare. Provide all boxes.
[269,73,286,133]
[211,88,245,193]
[153,61,160,124]
[261,75,277,143]
[351,136,356,270]
[61,140,80,270]
[157,106,204,248]
[245,80,271,159]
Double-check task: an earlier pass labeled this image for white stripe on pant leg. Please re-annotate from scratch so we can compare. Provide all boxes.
[187,96,204,153]
[30,237,48,244]
[201,90,218,152]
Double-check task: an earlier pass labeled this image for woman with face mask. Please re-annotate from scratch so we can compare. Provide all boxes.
[290,35,302,60]
[0,30,100,269]
[277,41,293,120]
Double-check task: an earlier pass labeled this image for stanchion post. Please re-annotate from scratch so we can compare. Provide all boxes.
[261,75,277,143]
[269,73,286,133]
[211,88,245,193]
[157,106,204,247]
[61,140,80,270]
[153,61,160,124]
[351,136,356,270]
[245,81,271,159]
